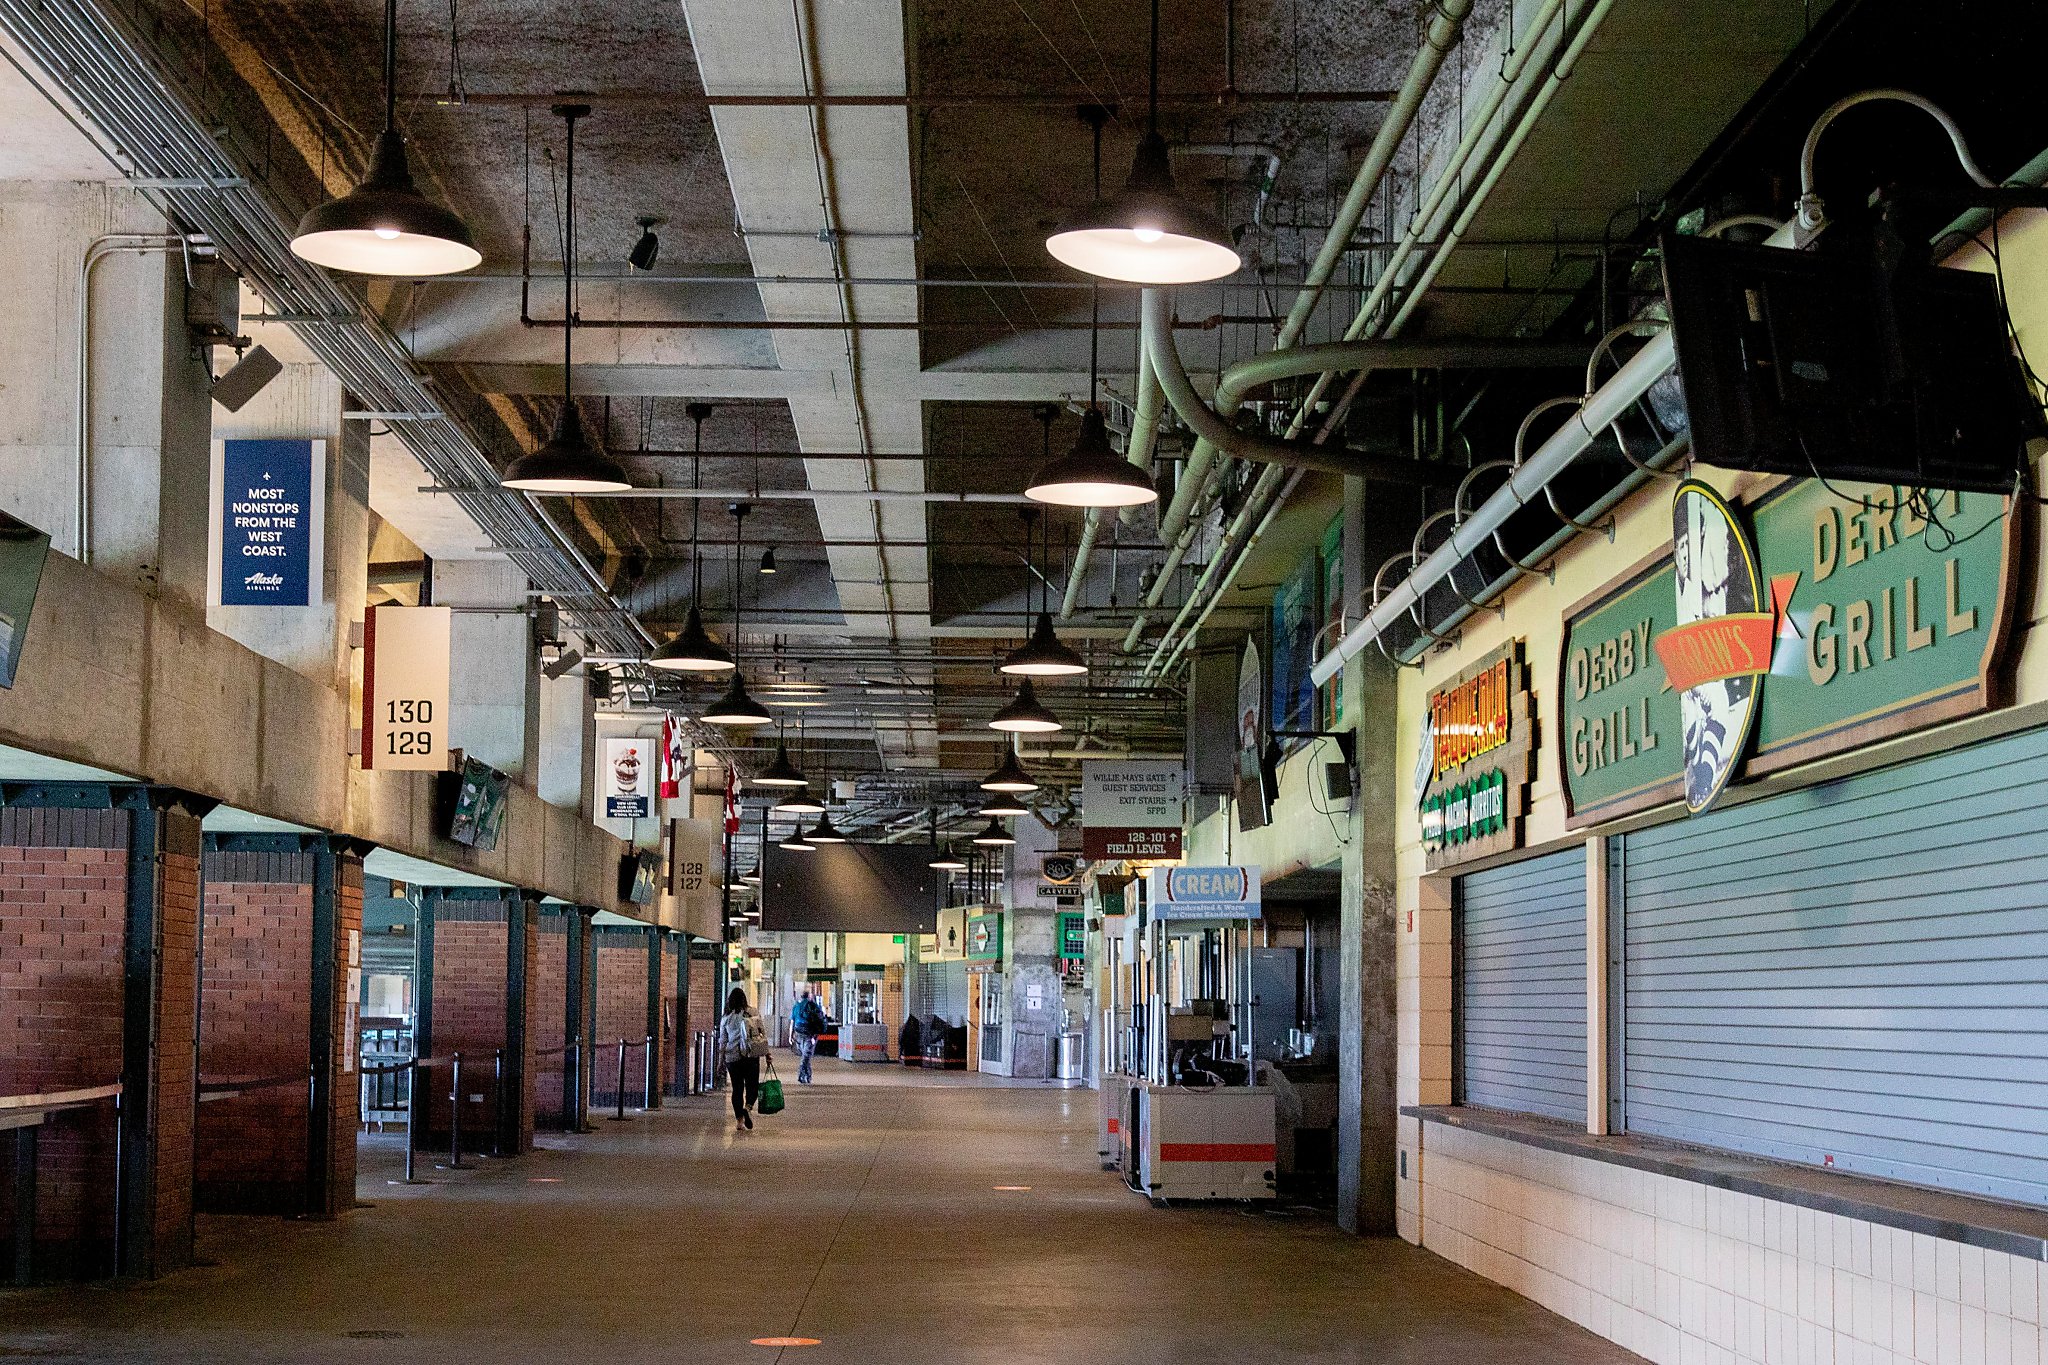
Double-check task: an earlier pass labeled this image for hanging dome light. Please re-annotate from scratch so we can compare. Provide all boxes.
[740,866,762,884]
[758,547,779,575]
[1000,611,1089,676]
[290,0,479,280]
[928,843,968,871]
[497,105,632,494]
[647,605,734,673]
[978,794,1030,818]
[702,673,773,726]
[502,400,631,493]
[774,790,825,816]
[980,752,1040,794]
[805,811,847,844]
[971,817,1016,847]
[778,830,815,852]
[1045,134,1240,286]
[752,740,807,787]
[991,679,1063,734]
[1026,408,1157,509]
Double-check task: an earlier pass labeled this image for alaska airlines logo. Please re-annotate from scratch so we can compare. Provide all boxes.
[242,571,284,588]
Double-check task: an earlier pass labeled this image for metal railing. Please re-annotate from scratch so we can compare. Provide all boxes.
[3,1081,122,1285]
[602,1036,656,1122]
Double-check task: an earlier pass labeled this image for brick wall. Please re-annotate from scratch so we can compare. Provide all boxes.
[152,825,200,1271]
[423,906,508,1150]
[327,859,362,1210]
[592,930,651,1108]
[196,873,313,1213]
[0,831,128,1277]
[533,913,569,1126]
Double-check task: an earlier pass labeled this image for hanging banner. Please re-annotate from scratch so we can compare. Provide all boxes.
[668,817,718,930]
[601,737,653,820]
[658,714,689,800]
[213,438,323,607]
[360,605,450,771]
[1081,759,1184,860]
[1559,478,2018,826]
[1235,639,1270,831]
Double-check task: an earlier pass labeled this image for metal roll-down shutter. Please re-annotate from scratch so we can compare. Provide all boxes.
[1620,724,2048,1205]
[1457,846,1588,1123]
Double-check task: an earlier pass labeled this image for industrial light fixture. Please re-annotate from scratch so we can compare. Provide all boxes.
[647,405,733,670]
[752,739,807,787]
[972,817,1016,847]
[981,750,1040,794]
[740,866,761,884]
[1001,612,1088,676]
[991,679,1062,734]
[1042,5,1239,285]
[778,829,815,852]
[1026,409,1157,508]
[775,791,826,816]
[628,215,663,272]
[701,673,773,726]
[805,811,847,844]
[289,0,481,276]
[648,605,733,672]
[978,795,1030,817]
[758,547,778,575]
[502,106,631,493]
[700,502,772,726]
[928,843,968,871]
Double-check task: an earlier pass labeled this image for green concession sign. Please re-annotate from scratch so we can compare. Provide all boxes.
[1560,479,2016,826]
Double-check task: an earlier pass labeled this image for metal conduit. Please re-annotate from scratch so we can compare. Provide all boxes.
[1308,328,1676,687]
[0,0,649,657]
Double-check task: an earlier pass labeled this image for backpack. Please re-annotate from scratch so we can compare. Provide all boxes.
[743,1012,771,1059]
[795,998,824,1037]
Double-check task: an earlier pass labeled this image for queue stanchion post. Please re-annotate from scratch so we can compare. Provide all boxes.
[491,1049,505,1157]
[642,1035,655,1112]
[445,1052,466,1170]
[611,1039,628,1121]
[403,1060,418,1184]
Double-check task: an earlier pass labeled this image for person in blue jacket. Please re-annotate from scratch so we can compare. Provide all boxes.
[790,989,826,1084]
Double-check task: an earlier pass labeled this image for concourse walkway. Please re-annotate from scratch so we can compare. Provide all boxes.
[0,1060,1640,1363]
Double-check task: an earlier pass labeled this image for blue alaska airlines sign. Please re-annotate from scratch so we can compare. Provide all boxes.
[219,438,318,606]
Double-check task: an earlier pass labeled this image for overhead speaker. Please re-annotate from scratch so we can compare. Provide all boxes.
[587,668,614,702]
[542,648,583,681]
[210,345,282,413]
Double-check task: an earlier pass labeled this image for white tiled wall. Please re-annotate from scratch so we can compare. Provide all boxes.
[1417,1122,2046,1365]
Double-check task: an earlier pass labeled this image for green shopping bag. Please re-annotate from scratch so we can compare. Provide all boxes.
[757,1058,786,1116]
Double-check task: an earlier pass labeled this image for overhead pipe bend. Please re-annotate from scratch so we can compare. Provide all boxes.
[1142,288,1462,486]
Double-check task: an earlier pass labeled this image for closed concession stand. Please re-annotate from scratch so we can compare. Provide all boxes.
[1455,846,1586,1124]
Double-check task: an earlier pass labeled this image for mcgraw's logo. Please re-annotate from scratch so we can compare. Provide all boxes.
[242,571,284,588]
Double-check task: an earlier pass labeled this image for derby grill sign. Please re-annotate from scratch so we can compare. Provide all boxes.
[1415,641,1532,869]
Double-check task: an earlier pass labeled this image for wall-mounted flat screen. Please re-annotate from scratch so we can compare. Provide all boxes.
[0,512,51,689]
[621,850,659,905]
[760,842,940,934]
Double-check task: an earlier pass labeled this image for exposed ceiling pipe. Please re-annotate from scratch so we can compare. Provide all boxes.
[78,233,185,564]
[1173,142,1282,227]
[1118,0,1476,653]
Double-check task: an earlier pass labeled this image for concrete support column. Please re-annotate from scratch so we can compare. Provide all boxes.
[0,785,208,1281]
[501,890,541,1155]
[534,631,589,810]
[195,832,365,1220]
[1337,473,1402,1236]
[435,562,536,780]
[532,904,571,1128]
[564,907,598,1130]
[643,927,665,1110]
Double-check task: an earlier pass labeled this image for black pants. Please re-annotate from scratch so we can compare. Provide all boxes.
[726,1057,760,1119]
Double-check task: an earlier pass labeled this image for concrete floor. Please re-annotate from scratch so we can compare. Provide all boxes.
[0,1059,1643,1363]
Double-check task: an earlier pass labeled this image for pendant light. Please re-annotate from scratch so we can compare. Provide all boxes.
[981,749,1040,794]
[773,725,825,812]
[1043,3,1240,285]
[701,504,773,726]
[779,827,815,852]
[1002,506,1089,674]
[290,0,480,276]
[758,547,779,575]
[648,405,735,671]
[752,737,807,787]
[929,843,968,871]
[990,678,1062,733]
[972,817,1016,847]
[805,810,847,844]
[978,794,1030,818]
[501,106,631,493]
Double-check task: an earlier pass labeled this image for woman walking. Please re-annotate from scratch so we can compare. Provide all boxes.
[718,986,769,1129]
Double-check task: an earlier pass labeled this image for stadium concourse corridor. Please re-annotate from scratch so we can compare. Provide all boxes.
[0,1061,1640,1363]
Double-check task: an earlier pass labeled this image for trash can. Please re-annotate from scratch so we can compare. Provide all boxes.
[1056,1032,1085,1080]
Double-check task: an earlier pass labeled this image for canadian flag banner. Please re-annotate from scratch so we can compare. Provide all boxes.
[723,766,740,835]
[658,714,688,800]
